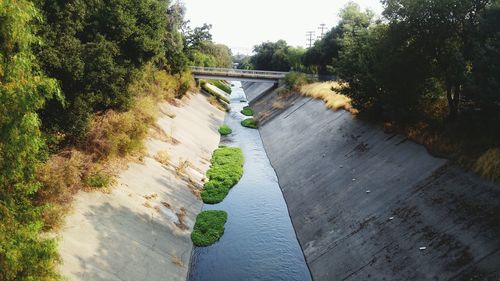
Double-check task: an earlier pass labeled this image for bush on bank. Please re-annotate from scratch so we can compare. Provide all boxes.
[201,147,244,204]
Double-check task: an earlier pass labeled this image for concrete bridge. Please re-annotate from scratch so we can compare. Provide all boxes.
[191,66,287,82]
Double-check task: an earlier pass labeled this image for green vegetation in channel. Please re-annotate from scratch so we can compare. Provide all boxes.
[240,106,254,116]
[218,124,232,136]
[191,210,228,247]
[241,118,258,129]
[201,81,230,104]
[201,147,244,204]
[209,80,232,94]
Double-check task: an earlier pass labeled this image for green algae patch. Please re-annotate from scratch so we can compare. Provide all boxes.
[201,147,244,204]
[191,210,228,247]
[218,124,232,136]
[241,118,258,129]
[240,106,254,116]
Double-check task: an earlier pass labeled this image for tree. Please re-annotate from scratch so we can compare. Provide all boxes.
[383,0,491,117]
[0,1,60,279]
[34,0,169,142]
[303,2,374,75]
[184,23,213,51]
[164,1,189,74]
[250,40,291,71]
[470,1,500,108]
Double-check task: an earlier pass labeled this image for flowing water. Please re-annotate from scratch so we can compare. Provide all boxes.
[188,81,311,281]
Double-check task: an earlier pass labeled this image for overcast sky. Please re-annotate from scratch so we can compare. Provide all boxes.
[181,0,384,55]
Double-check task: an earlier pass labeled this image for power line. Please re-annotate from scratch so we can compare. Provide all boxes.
[306,31,315,48]
[318,23,327,40]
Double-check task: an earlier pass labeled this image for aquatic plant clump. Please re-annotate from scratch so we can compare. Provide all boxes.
[240,106,254,116]
[218,124,232,136]
[191,210,228,246]
[241,118,258,129]
[201,147,244,204]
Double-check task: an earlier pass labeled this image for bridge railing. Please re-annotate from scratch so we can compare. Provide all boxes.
[190,66,288,78]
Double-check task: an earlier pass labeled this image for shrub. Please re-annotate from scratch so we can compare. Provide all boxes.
[191,210,228,247]
[218,124,232,136]
[241,118,258,129]
[201,147,244,204]
[240,106,254,116]
[84,170,112,188]
[284,71,315,91]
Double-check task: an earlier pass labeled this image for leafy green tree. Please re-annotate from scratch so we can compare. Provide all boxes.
[184,23,213,51]
[0,0,61,279]
[35,0,168,142]
[250,40,291,71]
[164,2,189,74]
[383,0,491,117]
[303,27,342,74]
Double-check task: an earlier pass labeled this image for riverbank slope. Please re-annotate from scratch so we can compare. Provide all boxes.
[58,92,224,281]
[245,82,500,281]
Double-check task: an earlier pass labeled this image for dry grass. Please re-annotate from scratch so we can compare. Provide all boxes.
[187,176,202,199]
[174,207,189,230]
[154,151,171,166]
[171,255,184,268]
[300,82,356,113]
[143,193,158,200]
[255,110,272,123]
[207,95,229,112]
[272,100,286,109]
[474,148,500,183]
[175,159,190,177]
[36,150,87,230]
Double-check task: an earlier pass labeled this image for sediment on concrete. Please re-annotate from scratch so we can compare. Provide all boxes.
[58,92,225,281]
[243,83,500,281]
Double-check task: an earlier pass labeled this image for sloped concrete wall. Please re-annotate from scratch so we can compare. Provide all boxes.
[243,83,500,281]
[241,81,275,103]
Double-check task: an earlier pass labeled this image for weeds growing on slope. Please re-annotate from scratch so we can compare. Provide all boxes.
[300,82,355,113]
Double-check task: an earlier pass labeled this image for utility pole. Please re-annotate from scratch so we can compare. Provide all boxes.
[306,31,315,48]
[318,23,326,40]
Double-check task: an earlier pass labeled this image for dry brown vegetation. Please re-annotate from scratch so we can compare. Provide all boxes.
[175,207,189,230]
[207,95,229,112]
[154,151,171,166]
[300,82,356,113]
[175,159,190,177]
[272,100,285,109]
[171,255,184,268]
[255,110,272,123]
[36,66,189,231]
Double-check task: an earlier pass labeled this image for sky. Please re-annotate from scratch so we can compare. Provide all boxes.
[181,0,384,55]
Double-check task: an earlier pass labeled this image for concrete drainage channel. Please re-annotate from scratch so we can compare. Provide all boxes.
[188,81,311,281]
[247,82,500,280]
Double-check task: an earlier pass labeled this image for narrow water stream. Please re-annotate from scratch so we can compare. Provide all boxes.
[188,81,311,281]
